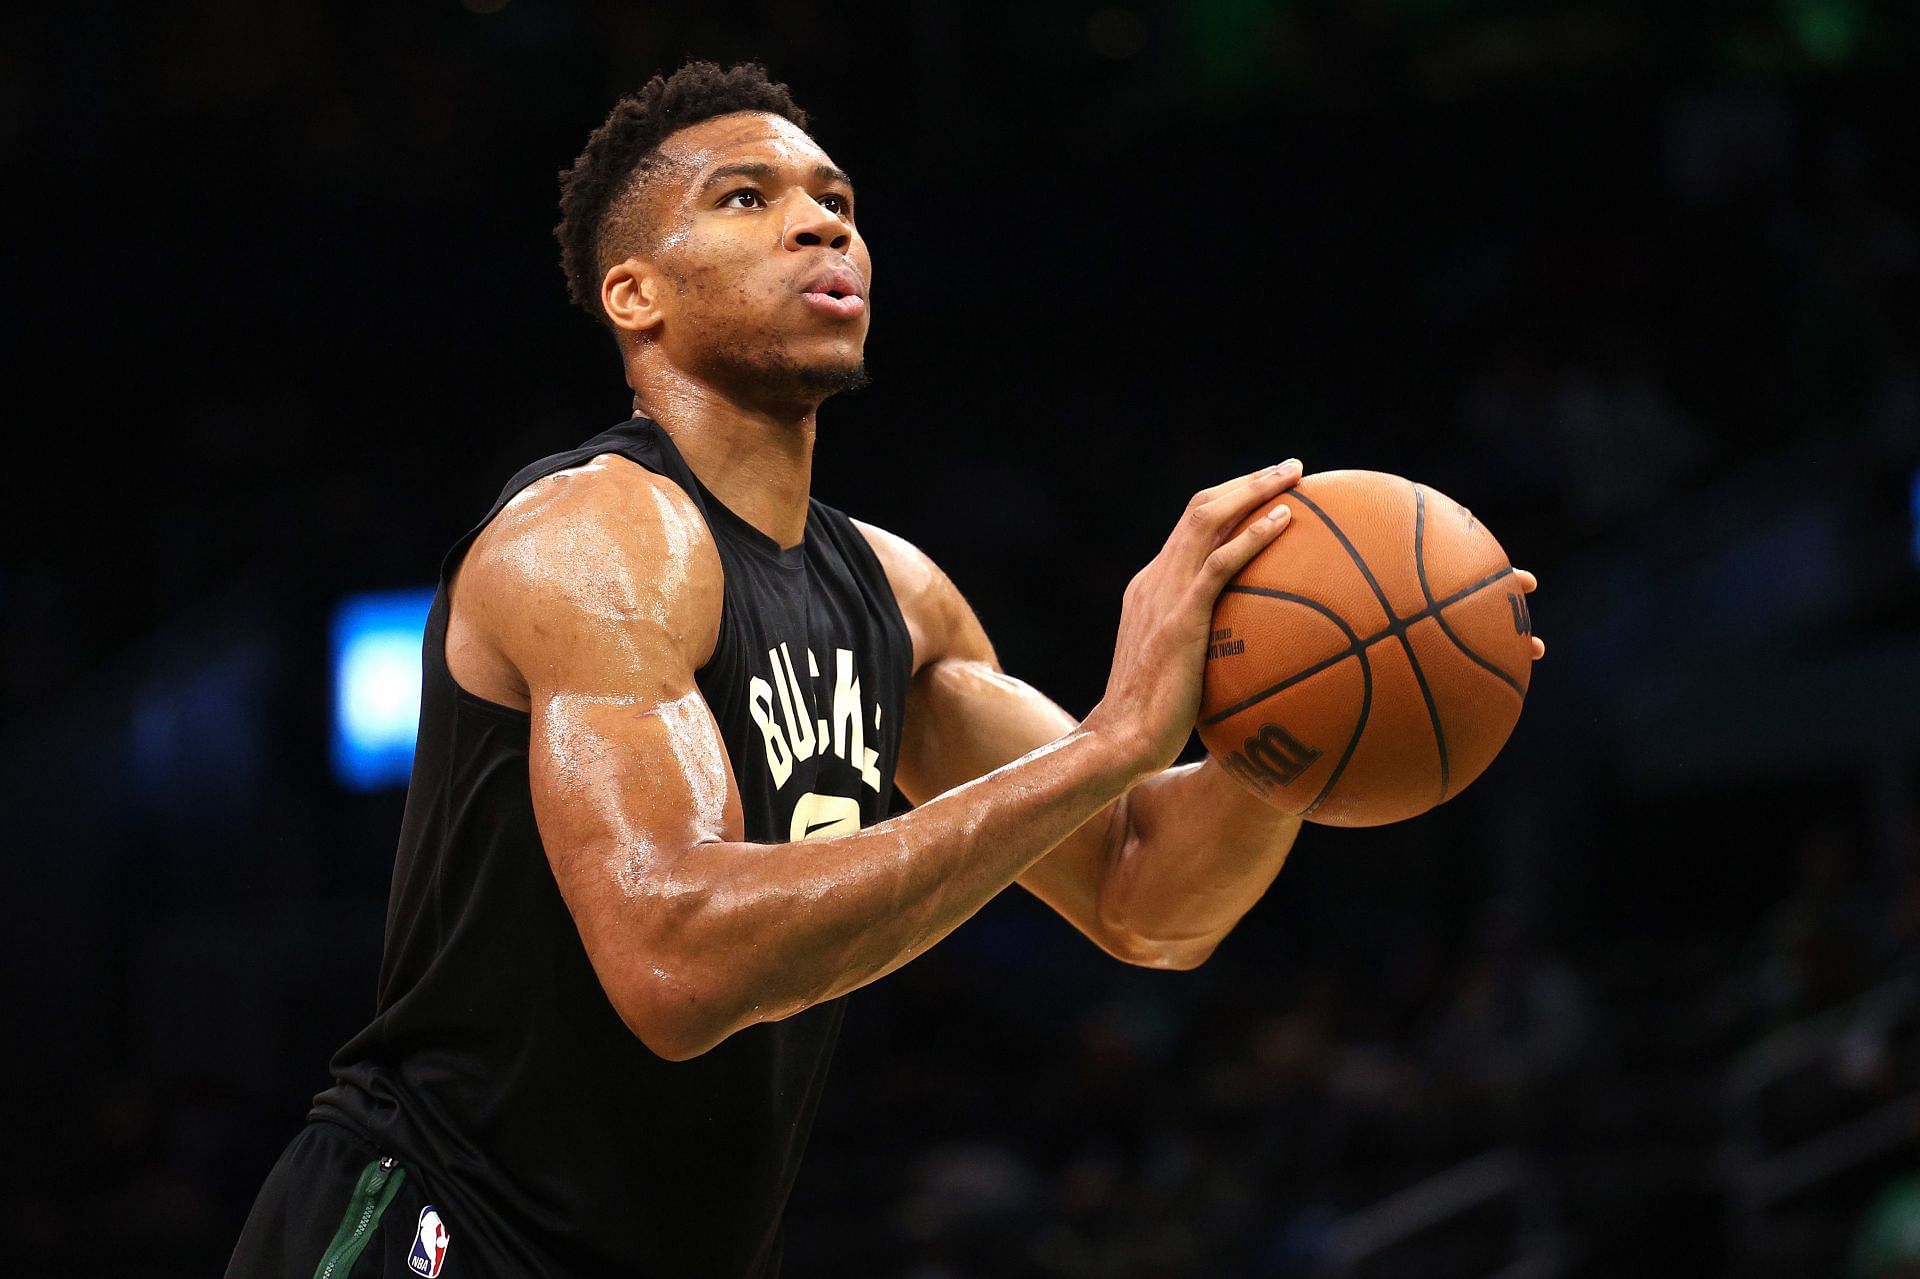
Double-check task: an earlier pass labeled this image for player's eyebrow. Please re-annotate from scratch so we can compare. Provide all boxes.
[698,161,856,195]
[813,163,855,191]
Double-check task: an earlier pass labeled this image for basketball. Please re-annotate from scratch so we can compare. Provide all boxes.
[1198,470,1532,827]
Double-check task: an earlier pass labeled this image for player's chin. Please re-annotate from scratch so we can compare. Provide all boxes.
[787,336,870,394]
[793,352,871,395]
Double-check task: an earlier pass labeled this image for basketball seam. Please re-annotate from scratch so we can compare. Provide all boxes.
[1395,623,1450,798]
[1285,484,1451,804]
[1202,566,1516,727]
[1200,590,1360,726]
[1195,588,1372,818]
[1304,643,1371,818]
[1284,487,1396,619]
[1413,486,1525,700]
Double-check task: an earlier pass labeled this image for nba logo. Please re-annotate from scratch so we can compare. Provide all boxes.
[407,1206,450,1277]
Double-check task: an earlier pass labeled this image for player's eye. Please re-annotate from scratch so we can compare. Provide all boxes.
[819,193,853,218]
[721,188,766,209]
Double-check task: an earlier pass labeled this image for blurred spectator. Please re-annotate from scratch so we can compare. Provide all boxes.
[1750,823,1876,1026]
[895,1140,1044,1279]
[1424,903,1595,1105]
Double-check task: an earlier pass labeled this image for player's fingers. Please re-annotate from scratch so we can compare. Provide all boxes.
[1191,458,1301,509]
[1183,460,1301,545]
[1199,500,1291,588]
[1511,571,1542,658]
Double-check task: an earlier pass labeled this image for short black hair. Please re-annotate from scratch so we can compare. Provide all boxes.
[555,61,810,324]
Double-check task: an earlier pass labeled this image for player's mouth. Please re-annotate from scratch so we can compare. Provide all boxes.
[798,265,867,320]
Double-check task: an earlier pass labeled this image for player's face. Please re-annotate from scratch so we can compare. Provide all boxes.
[638,112,872,400]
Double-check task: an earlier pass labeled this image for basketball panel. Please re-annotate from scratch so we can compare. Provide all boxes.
[1286,470,1428,621]
[1200,654,1366,817]
[1412,481,1517,603]
[1202,591,1360,725]
[1404,615,1527,803]
[1225,484,1394,637]
[1306,640,1446,827]
[1433,576,1534,700]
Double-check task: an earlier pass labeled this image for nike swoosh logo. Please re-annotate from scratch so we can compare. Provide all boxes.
[803,818,844,837]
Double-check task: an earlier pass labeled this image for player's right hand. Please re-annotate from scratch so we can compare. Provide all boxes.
[1085,459,1302,778]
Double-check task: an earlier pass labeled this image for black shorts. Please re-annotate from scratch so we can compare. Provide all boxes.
[227,1120,462,1279]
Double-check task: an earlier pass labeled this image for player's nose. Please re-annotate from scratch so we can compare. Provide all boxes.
[783,193,851,253]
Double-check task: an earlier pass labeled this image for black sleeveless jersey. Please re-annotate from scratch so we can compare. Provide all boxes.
[313,417,913,1278]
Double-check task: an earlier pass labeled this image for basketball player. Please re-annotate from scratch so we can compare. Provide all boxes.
[228,62,1541,1278]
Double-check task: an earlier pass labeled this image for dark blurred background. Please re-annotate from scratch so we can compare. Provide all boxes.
[6,1,1919,1275]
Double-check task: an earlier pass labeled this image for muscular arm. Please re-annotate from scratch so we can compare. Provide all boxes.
[875,531,1548,969]
[453,455,1297,1060]
[868,524,1303,971]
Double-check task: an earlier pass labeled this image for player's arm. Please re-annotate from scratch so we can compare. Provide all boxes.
[866,515,1304,970]
[457,457,1296,1060]
[874,523,1547,969]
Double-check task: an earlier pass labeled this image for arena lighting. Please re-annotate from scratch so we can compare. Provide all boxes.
[332,588,436,790]
[1782,0,1866,64]
[1912,467,1920,568]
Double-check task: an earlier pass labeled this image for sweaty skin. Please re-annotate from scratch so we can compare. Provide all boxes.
[445,110,1545,1060]
[863,534,1543,966]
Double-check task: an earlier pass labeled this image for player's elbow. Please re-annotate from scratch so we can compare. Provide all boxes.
[644,1028,726,1064]
[1095,887,1224,970]
[1145,941,1220,971]
[603,961,743,1062]
[612,990,735,1062]
[1101,926,1221,972]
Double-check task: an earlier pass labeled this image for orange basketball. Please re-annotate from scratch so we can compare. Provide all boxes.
[1197,470,1533,827]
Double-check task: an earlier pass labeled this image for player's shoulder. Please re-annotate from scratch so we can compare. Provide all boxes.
[850,518,942,603]
[496,450,704,533]
[464,452,724,639]
[851,519,987,672]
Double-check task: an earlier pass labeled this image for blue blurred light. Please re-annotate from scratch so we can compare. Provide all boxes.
[1913,468,1920,568]
[332,588,436,790]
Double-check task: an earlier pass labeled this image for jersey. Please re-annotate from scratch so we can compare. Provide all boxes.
[312,417,914,1278]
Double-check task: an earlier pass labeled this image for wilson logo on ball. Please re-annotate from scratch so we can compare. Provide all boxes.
[1508,592,1531,636]
[1221,722,1322,796]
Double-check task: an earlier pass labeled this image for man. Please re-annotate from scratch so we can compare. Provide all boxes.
[229,61,1538,1277]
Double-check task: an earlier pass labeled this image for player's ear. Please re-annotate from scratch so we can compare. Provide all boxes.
[602,258,667,336]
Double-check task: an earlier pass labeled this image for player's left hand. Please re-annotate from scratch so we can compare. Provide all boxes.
[1513,569,1545,660]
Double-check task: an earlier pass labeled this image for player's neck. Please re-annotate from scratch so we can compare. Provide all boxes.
[630,375,817,550]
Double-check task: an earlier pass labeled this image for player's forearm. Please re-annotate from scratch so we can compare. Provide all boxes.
[636,726,1145,1057]
[1094,757,1302,967]
[887,660,1298,970]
